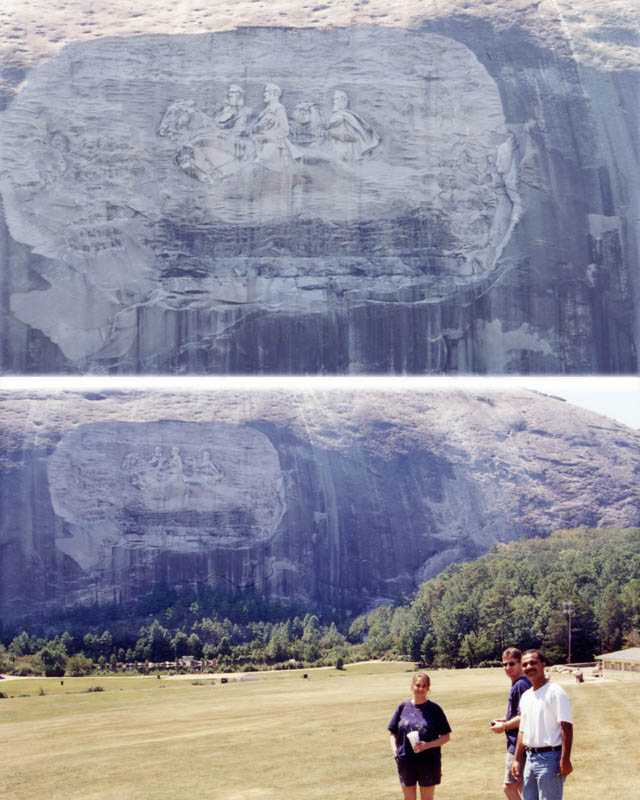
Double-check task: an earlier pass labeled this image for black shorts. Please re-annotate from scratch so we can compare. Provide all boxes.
[396,757,442,788]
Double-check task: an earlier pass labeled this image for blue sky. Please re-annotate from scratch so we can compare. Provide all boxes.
[518,377,639,430]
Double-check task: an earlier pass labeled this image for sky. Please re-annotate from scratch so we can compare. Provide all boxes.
[517,377,640,430]
[1,375,638,429]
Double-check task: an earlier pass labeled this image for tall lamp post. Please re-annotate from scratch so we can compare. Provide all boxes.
[563,601,574,664]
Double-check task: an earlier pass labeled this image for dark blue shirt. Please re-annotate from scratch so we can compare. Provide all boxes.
[505,675,532,753]
[388,699,452,765]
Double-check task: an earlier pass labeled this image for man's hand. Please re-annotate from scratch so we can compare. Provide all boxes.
[490,719,505,734]
[558,757,573,777]
[511,760,522,782]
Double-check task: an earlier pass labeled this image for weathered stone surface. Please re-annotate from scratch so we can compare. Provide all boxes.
[0,14,637,373]
[1,388,639,623]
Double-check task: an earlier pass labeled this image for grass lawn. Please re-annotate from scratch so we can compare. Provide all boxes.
[1,663,638,799]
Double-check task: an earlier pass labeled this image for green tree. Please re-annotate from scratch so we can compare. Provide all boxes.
[266,622,291,663]
[541,609,574,664]
[420,632,437,665]
[9,631,34,657]
[67,653,94,676]
[303,642,321,663]
[148,621,173,662]
[302,615,321,644]
[620,579,640,632]
[135,620,173,662]
[59,631,74,655]
[623,629,640,648]
[0,644,10,672]
[172,631,189,658]
[459,631,494,667]
[509,595,540,651]
[599,588,624,652]
[366,606,394,656]
[217,636,231,658]
[187,633,203,659]
[98,631,113,659]
[567,596,599,661]
[388,606,414,655]
[320,622,345,650]
[347,615,368,643]
[38,645,67,677]
[432,599,475,667]
[478,586,513,654]
[83,633,100,660]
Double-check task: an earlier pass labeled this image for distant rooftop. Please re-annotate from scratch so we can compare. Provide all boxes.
[597,648,640,662]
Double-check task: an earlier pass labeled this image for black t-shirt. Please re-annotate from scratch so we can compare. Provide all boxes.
[388,699,452,765]
[505,675,532,753]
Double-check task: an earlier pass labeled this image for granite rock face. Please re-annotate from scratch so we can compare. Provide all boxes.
[1,389,639,623]
[0,20,637,373]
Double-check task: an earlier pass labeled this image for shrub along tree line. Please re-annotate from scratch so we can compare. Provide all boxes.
[1,527,638,676]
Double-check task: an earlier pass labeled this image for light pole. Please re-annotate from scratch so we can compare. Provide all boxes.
[563,601,574,664]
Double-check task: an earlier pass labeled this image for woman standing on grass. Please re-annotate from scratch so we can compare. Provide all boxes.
[388,672,452,800]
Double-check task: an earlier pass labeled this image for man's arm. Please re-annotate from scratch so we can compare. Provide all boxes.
[491,715,521,733]
[559,721,573,776]
[496,678,529,734]
[389,733,398,756]
[511,731,526,781]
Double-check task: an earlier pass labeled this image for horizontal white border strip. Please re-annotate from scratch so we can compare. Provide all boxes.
[1,376,638,428]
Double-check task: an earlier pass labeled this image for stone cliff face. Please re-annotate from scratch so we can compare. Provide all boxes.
[1,389,638,623]
[0,8,638,374]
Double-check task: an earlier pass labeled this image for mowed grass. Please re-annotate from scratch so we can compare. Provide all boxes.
[2,663,639,799]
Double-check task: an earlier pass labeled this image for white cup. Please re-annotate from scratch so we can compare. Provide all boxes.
[407,731,420,749]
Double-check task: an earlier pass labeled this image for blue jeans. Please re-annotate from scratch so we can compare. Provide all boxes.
[523,751,565,800]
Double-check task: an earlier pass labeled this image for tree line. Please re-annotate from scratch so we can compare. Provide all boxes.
[1,527,638,676]
[370,526,640,667]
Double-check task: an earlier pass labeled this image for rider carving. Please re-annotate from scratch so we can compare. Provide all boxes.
[252,83,303,171]
[327,90,380,161]
[159,84,380,183]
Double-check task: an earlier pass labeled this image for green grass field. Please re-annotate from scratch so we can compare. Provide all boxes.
[2,663,638,799]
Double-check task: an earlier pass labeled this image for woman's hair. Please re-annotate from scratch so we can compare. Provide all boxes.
[411,671,431,688]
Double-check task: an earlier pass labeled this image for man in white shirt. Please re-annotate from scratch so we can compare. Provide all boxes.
[511,649,573,800]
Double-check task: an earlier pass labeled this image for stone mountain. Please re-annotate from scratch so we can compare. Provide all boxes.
[0,7,638,373]
[1,388,638,624]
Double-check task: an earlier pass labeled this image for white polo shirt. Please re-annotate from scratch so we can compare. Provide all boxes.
[519,681,572,747]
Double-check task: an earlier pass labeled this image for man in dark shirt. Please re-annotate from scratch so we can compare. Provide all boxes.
[491,647,532,800]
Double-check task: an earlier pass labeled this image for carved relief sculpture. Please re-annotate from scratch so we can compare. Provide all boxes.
[48,422,287,571]
[327,90,379,162]
[252,83,303,172]
[290,101,326,147]
[166,84,256,184]
[0,28,527,371]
